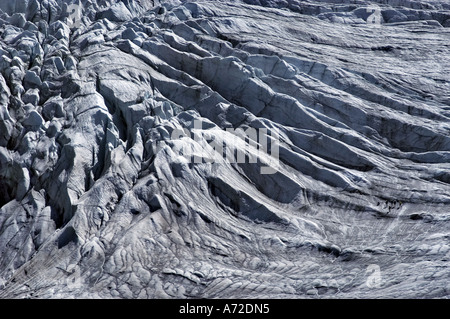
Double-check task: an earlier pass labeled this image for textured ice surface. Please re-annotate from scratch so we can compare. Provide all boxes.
[0,0,449,298]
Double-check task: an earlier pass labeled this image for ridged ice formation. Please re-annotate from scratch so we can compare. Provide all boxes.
[0,0,449,298]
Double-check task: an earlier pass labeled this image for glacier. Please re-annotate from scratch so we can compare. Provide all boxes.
[0,0,449,298]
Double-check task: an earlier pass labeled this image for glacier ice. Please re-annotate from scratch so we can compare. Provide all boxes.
[0,0,449,298]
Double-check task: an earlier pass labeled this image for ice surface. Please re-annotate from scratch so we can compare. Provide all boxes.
[0,0,449,298]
